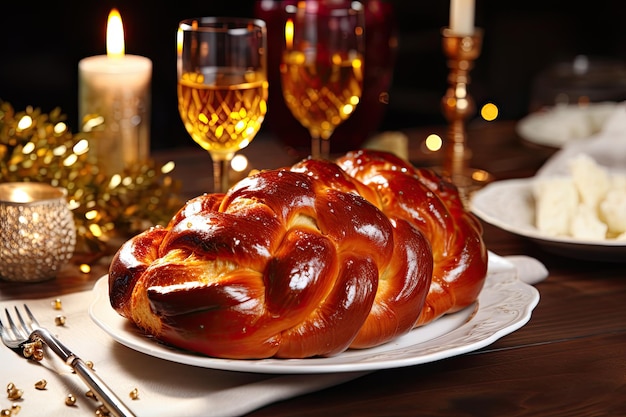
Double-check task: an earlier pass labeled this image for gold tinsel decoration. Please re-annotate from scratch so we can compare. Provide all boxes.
[0,100,183,255]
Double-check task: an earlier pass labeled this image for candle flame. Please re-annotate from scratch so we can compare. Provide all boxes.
[106,8,125,58]
[285,18,293,49]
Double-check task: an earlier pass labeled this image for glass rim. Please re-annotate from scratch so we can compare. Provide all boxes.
[178,17,266,32]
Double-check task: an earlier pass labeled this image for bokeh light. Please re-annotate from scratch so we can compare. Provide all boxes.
[231,154,249,172]
[480,102,499,121]
[425,134,443,152]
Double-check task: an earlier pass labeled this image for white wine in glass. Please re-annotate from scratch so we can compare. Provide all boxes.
[280,1,365,160]
[177,17,268,193]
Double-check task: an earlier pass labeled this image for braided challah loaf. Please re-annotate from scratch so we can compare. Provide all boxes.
[108,150,487,359]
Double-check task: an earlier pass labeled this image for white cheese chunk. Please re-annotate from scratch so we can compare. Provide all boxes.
[600,187,626,236]
[534,154,625,241]
[571,204,608,240]
[568,153,610,209]
[533,177,578,237]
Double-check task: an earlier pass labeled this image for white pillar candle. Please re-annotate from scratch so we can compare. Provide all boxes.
[78,8,152,175]
[449,0,475,36]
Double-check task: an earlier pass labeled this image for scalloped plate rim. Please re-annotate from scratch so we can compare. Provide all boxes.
[89,253,539,374]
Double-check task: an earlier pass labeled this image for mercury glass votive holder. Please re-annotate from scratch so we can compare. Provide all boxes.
[0,182,77,282]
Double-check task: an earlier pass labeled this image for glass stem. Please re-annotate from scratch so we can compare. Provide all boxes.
[311,132,331,160]
[311,133,321,160]
[320,138,330,160]
[212,158,231,194]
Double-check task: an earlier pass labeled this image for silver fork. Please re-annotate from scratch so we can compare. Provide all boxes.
[0,304,136,417]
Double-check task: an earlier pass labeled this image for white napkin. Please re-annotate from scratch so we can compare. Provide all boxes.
[504,255,549,285]
[537,101,626,178]
[0,255,546,417]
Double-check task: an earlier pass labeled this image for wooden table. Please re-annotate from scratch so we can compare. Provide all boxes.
[2,121,625,416]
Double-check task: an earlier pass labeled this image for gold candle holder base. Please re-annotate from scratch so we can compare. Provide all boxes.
[439,27,494,204]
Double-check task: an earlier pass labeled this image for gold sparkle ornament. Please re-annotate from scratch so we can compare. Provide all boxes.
[129,388,139,400]
[21,340,44,361]
[95,405,111,416]
[6,383,23,401]
[65,393,77,406]
[0,101,183,255]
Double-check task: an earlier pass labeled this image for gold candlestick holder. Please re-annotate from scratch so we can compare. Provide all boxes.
[440,27,493,203]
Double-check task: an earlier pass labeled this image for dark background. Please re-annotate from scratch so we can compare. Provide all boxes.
[1,1,625,150]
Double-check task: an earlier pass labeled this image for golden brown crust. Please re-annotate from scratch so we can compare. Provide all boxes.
[334,149,488,325]
[108,150,486,359]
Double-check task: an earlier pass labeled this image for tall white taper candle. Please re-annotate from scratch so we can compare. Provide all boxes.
[449,0,475,36]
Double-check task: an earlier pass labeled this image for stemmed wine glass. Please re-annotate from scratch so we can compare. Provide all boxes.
[280,1,365,160]
[177,17,268,193]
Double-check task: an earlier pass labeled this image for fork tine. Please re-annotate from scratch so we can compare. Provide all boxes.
[23,304,40,329]
[14,305,33,335]
[4,308,29,339]
[5,307,28,340]
[0,310,11,339]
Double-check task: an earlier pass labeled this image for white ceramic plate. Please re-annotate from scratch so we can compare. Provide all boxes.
[471,178,626,262]
[90,253,539,374]
[516,102,617,148]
